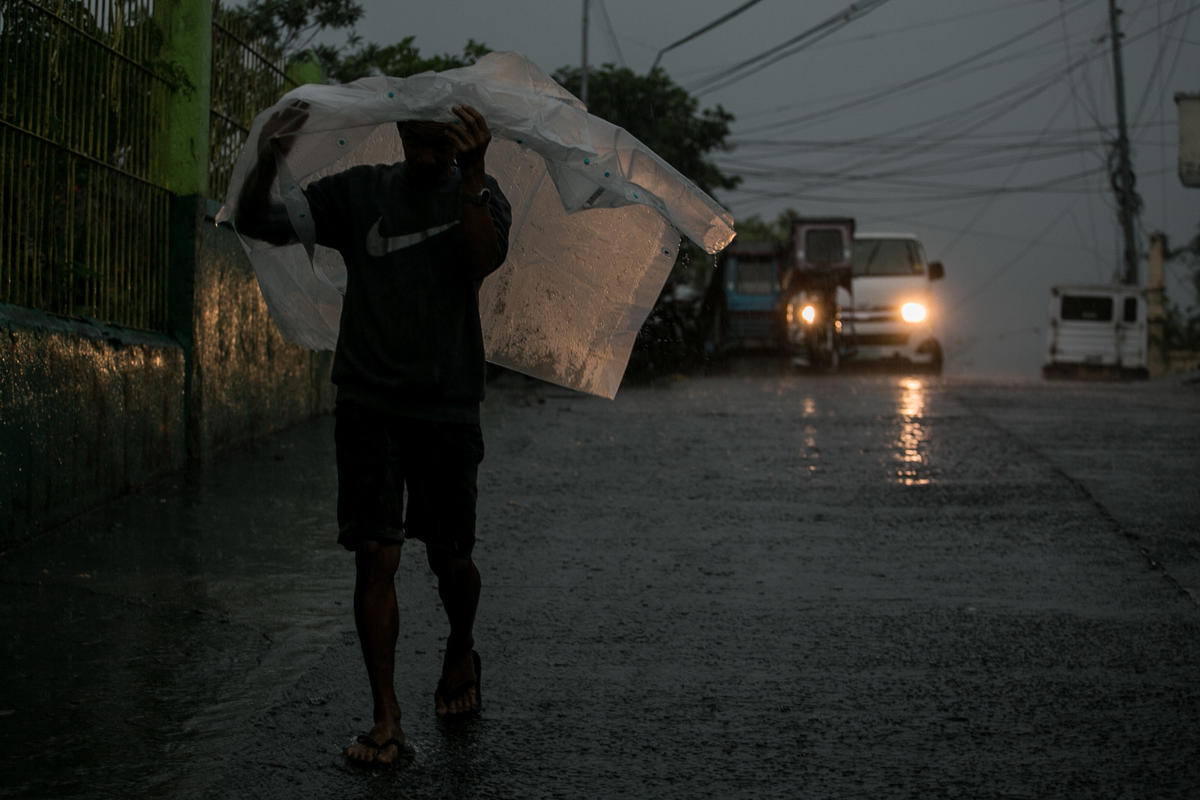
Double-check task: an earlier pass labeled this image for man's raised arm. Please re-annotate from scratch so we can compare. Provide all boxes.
[234,102,309,245]
[446,105,506,282]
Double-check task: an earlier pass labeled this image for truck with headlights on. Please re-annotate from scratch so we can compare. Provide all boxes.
[841,232,945,373]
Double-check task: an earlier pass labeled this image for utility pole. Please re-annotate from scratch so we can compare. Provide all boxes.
[581,0,590,106]
[1108,0,1141,285]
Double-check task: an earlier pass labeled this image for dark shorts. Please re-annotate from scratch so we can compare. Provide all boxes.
[334,402,484,556]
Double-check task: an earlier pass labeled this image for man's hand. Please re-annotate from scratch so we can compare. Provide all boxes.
[446,105,491,189]
[236,100,309,243]
[259,100,310,159]
[445,105,499,280]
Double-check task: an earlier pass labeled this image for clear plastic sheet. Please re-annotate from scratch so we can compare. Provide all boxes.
[217,51,735,398]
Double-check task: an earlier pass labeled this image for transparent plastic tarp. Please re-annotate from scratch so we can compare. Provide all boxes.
[218,51,735,398]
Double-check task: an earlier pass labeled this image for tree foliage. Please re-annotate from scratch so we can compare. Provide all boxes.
[316,37,490,83]
[731,208,804,250]
[221,0,363,59]
[221,0,489,83]
[1164,226,1200,350]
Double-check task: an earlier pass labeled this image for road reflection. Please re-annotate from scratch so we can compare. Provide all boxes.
[895,377,930,486]
[801,394,818,472]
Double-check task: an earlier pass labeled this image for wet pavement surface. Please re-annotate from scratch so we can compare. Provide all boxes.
[2,364,1199,799]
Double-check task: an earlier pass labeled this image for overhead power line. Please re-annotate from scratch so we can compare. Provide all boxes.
[937,92,1078,258]
[719,3,1196,208]
[735,0,1096,137]
[733,1,1196,141]
[718,145,1102,184]
[596,0,627,68]
[730,0,1059,122]
[724,165,1108,202]
[726,121,1178,151]
[1057,0,1105,272]
[686,0,894,97]
[1132,0,1195,126]
[731,61,1096,198]
[792,0,1047,54]
[947,204,1077,310]
[649,0,767,72]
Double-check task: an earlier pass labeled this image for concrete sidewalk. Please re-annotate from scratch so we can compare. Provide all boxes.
[2,371,1199,799]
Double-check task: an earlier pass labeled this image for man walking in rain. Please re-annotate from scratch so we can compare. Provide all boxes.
[236,102,512,766]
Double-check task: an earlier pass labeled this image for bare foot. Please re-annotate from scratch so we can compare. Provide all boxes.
[435,650,480,716]
[344,720,405,765]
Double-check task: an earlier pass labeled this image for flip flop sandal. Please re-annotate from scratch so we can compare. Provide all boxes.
[344,734,405,767]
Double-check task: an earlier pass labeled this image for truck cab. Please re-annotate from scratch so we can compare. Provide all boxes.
[844,233,944,372]
[782,218,856,370]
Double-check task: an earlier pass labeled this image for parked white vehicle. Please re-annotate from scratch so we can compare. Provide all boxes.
[842,233,945,372]
[1043,284,1148,378]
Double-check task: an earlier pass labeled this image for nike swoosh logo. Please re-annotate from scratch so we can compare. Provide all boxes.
[365,218,459,257]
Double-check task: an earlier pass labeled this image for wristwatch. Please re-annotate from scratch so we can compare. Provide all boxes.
[462,187,491,207]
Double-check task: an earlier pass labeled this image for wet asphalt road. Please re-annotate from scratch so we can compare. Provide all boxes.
[2,364,1199,799]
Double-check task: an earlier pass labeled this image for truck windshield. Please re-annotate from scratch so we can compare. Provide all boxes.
[853,239,923,276]
[1061,296,1113,321]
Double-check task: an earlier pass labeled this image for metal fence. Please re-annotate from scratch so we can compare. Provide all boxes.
[209,7,295,204]
[1,0,173,331]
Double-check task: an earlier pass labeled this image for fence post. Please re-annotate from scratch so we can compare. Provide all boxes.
[159,0,213,197]
[157,0,214,459]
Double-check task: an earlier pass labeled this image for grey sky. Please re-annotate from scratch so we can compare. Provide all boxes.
[326,0,1199,377]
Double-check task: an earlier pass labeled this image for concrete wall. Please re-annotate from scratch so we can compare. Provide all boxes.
[189,203,335,462]
[0,205,334,549]
[0,307,187,544]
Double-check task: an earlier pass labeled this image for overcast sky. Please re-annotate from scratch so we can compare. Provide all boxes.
[322,0,1199,377]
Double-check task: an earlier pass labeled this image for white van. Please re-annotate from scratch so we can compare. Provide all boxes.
[843,233,944,372]
[1043,284,1148,378]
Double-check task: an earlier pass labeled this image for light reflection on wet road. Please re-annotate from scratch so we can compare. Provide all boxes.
[895,377,930,486]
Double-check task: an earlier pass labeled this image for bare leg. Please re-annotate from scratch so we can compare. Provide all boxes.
[344,541,405,763]
[429,551,481,715]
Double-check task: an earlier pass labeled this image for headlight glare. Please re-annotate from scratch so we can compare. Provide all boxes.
[901,302,927,323]
[801,304,817,324]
